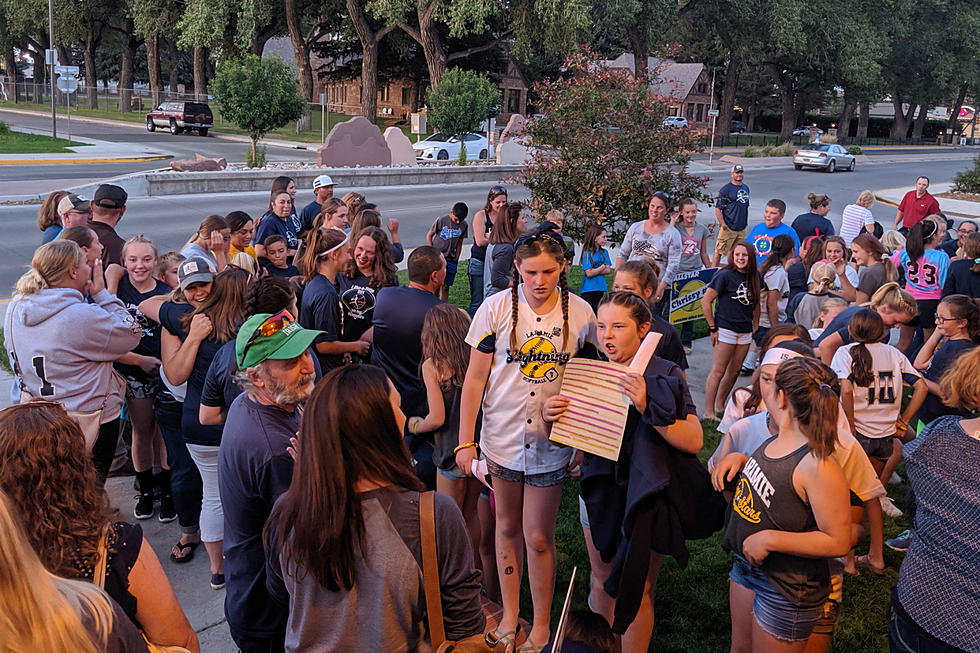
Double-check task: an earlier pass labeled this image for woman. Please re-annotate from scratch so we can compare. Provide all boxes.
[544,292,703,653]
[616,191,682,318]
[792,193,834,240]
[468,185,508,315]
[61,224,104,266]
[840,190,877,246]
[816,282,918,365]
[942,231,980,298]
[338,226,398,350]
[107,236,174,522]
[37,189,68,243]
[227,210,256,261]
[265,365,484,652]
[787,236,825,300]
[0,487,152,653]
[812,235,858,302]
[181,214,230,271]
[4,240,140,482]
[850,233,900,303]
[892,219,950,342]
[0,401,199,652]
[484,202,528,299]
[255,190,303,259]
[269,176,298,221]
[159,266,250,589]
[889,347,980,653]
[316,196,350,231]
[348,204,405,262]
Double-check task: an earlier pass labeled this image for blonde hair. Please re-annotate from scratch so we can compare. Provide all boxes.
[869,281,917,316]
[121,234,158,261]
[231,251,259,275]
[14,240,85,296]
[0,489,112,653]
[880,230,906,254]
[814,297,848,328]
[939,346,980,411]
[856,190,875,208]
[808,261,836,295]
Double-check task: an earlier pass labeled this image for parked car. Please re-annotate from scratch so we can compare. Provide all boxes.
[792,125,825,137]
[793,143,855,172]
[730,120,746,133]
[662,116,689,129]
[414,133,490,161]
[146,101,214,136]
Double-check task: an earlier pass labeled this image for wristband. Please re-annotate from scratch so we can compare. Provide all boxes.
[454,441,478,454]
[409,418,419,434]
[709,326,719,333]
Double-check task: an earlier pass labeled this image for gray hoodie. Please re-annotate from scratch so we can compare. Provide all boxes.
[4,288,141,417]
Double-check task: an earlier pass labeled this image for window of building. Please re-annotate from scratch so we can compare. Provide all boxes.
[696,104,704,121]
[378,83,390,102]
[697,82,708,94]
[402,86,411,107]
[685,103,695,119]
[507,88,521,114]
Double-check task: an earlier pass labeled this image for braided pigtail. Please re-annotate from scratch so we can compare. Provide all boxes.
[559,265,570,351]
[510,265,520,354]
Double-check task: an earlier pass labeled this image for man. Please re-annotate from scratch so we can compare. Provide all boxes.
[893,176,940,232]
[298,174,335,234]
[747,199,801,264]
[941,219,977,257]
[712,164,750,266]
[89,184,128,266]
[371,245,445,415]
[218,312,322,653]
[43,193,91,243]
[427,202,469,301]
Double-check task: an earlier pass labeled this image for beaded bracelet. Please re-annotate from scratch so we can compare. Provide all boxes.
[453,441,478,454]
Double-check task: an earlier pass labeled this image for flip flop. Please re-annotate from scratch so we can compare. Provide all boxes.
[854,554,886,575]
[486,625,521,653]
[170,539,200,563]
[518,636,548,653]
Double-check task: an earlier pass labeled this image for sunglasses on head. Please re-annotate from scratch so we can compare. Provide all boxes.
[241,310,294,361]
[489,186,507,196]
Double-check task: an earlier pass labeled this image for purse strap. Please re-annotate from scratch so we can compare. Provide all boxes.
[93,524,110,589]
[5,302,27,392]
[420,490,446,649]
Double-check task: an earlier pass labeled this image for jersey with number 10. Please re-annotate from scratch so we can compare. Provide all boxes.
[830,342,920,439]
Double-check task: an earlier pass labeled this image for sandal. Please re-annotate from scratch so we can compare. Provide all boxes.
[170,538,200,563]
[485,625,521,653]
[518,636,547,653]
[855,554,886,575]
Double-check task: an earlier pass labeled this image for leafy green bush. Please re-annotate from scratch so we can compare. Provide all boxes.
[246,144,267,168]
[952,156,980,193]
[846,145,863,155]
[760,142,795,157]
[0,328,11,375]
[0,121,9,135]
[426,68,500,166]
[743,146,758,157]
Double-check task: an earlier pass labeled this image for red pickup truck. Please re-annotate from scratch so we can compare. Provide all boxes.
[146,101,213,136]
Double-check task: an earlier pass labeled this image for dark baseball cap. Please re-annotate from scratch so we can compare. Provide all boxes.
[177,257,214,290]
[732,164,744,173]
[93,184,128,209]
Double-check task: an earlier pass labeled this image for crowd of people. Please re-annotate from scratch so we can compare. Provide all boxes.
[1,169,976,653]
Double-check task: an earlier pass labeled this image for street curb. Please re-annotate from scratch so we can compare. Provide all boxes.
[0,154,171,165]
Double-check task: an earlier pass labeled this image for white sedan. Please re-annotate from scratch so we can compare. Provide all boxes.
[414,133,491,161]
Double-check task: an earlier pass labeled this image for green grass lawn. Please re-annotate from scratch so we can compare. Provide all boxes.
[0,126,87,153]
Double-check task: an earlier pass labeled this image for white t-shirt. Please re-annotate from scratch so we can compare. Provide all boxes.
[760,265,790,328]
[839,204,875,246]
[830,342,921,439]
[466,285,597,474]
[708,410,884,502]
[807,264,858,293]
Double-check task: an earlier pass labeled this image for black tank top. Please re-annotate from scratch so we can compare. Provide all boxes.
[722,436,830,608]
[470,210,494,262]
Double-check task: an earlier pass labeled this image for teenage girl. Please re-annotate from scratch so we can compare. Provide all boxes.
[849,233,900,304]
[831,308,927,517]
[579,224,612,313]
[315,197,350,231]
[816,282,918,365]
[469,186,509,315]
[808,297,849,343]
[758,234,795,344]
[299,228,369,371]
[942,232,980,297]
[790,261,838,330]
[407,304,484,577]
[181,215,230,272]
[702,241,761,419]
[60,225,104,270]
[337,226,398,353]
[892,219,950,342]
[611,261,688,369]
[713,357,851,651]
[544,291,702,653]
[912,294,980,426]
[456,234,596,653]
[675,198,711,352]
[814,236,857,302]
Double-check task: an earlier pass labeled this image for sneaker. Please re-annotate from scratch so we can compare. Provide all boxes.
[739,366,754,377]
[134,493,154,520]
[210,573,226,590]
[889,472,903,485]
[886,529,911,552]
[881,496,903,517]
[158,494,177,523]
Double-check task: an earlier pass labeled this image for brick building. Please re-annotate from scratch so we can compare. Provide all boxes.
[606,54,713,129]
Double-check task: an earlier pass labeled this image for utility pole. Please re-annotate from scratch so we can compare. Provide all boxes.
[708,68,717,163]
[48,0,56,138]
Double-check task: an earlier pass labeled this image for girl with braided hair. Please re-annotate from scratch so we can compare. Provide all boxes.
[815,282,918,365]
[456,233,596,653]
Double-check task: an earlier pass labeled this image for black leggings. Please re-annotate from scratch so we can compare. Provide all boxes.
[91,418,121,486]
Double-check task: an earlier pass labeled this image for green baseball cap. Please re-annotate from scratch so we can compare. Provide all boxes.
[236,311,324,369]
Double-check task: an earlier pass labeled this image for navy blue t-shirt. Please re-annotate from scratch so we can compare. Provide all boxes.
[159,301,225,446]
[300,273,345,371]
[918,338,977,423]
[786,260,808,299]
[254,212,302,251]
[791,212,834,241]
[114,275,170,380]
[716,182,750,231]
[298,199,322,233]
[812,304,889,349]
[218,393,298,638]
[371,285,443,414]
[942,259,980,299]
[708,268,758,333]
[338,271,396,342]
[258,260,300,279]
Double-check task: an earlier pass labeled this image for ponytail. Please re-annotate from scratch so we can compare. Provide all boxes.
[773,357,840,459]
[14,241,85,297]
[300,228,347,282]
[868,282,917,317]
[847,308,885,387]
[905,220,935,262]
[852,233,899,282]
[808,261,836,295]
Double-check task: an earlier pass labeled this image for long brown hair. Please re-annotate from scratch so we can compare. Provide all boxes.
[724,241,761,306]
[266,365,423,591]
[773,357,839,459]
[267,176,294,213]
[421,304,472,388]
[190,214,228,243]
[509,234,569,352]
[851,233,899,282]
[349,207,382,238]
[300,227,347,282]
[490,202,523,245]
[341,191,365,216]
[180,267,250,343]
[37,190,68,231]
[0,402,117,579]
[579,224,607,264]
[343,226,397,291]
[847,307,885,387]
[960,232,980,273]
[314,197,348,230]
[801,236,825,275]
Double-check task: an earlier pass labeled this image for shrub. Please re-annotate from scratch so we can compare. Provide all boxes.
[426,68,500,165]
[952,155,980,193]
[0,121,9,135]
[246,144,267,168]
[846,145,863,155]
[743,146,759,157]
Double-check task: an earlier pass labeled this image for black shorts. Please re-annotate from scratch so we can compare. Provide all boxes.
[914,299,939,330]
[856,432,894,461]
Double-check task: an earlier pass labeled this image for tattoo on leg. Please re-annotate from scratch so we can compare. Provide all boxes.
[504,566,515,575]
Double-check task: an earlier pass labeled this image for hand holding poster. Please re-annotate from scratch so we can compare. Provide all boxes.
[669,267,719,325]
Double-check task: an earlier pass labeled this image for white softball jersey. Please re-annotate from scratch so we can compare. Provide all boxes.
[831,342,921,439]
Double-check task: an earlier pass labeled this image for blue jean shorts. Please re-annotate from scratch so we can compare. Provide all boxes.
[485,456,567,487]
[444,259,458,287]
[729,555,823,642]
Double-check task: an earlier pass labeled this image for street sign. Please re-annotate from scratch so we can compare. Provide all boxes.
[45,49,58,65]
[707,108,720,117]
[55,65,79,77]
[56,76,78,94]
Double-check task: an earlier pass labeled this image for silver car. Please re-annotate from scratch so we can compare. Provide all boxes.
[793,143,855,172]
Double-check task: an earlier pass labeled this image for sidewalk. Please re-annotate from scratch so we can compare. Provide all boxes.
[875,182,980,219]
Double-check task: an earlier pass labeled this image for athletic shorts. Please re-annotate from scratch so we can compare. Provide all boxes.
[123,373,162,399]
[719,327,753,346]
[856,432,894,461]
[715,226,748,255]
[729,555,823,642]
[485,456,567,487]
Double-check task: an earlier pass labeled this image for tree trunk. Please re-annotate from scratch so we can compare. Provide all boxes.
[746,108,756,133]
[890,93,907,140]
[838,100,854,142]
[946,83,967,143]
[146,35,161,107]
[4,47,17,103]
[857,101,870,139]
[417,0,446,90]
[626,26,648,78]
[284,0,312,131]
[767,65,796,141]
[193,46,206,100]
[31,48,44,103]
[717,53,742,137]
[83,30,99,108]
[117,19,136,112]
[904,102,916,139]
[347,0,394,119]
[167,39,179,96]
[250,25,278,56]
[912,104,928,141]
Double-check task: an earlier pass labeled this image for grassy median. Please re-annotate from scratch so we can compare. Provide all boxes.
[0,121,87,153]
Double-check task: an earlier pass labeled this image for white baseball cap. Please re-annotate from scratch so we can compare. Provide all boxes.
[312,175,334,190]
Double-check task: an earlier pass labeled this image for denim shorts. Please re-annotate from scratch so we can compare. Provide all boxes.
[444,259,458,287]
[729,555,823,642]
[437,463,467,482]
[856,432,894,461]
[485,456,567,487]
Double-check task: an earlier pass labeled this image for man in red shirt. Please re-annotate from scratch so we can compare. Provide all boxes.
[893,175,940,231]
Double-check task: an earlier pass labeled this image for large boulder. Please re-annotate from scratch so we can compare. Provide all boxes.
[384,126,418,166]
[497,138,532,165]
[170,154,227,172]
[499,114,528,144]
[318,116,392,167]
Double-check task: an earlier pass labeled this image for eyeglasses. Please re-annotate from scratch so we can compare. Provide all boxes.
[957,226,977,235]
[935,315,962,323]
[241,310,295,361]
